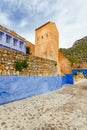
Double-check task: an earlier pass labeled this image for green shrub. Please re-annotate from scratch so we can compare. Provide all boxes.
[22,60,28,68]
[15,61,23,71]
[15,60,28,71]
[69,57,81,64]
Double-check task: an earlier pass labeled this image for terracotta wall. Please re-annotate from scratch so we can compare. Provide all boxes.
[59,51,72,74]
[26,41,35,55]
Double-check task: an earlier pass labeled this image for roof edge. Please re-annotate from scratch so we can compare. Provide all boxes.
[0,25,25,42]
[35,21,54,31]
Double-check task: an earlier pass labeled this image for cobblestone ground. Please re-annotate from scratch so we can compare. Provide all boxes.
[0,79,87,130]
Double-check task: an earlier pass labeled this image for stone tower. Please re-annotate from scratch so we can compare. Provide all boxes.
[35,21,72,75]
[35,22,59,62]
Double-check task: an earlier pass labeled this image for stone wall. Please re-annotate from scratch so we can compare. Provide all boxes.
[0,48,57,76]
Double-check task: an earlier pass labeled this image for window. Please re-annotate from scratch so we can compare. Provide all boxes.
[26,46,31,54]
[0,35,2,40]
[6,34,12,43]
[19,41,24,48]
[0,31,4,41]
[6,37,10,43]
[13,38,18,46]
[46,34,48,37]
[13,40,17,46]
[41,36,43,39]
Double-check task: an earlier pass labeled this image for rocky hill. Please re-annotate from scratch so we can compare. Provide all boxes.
[60,36,87,68]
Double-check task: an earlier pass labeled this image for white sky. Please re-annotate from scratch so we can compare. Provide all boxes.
[0,0,87,48]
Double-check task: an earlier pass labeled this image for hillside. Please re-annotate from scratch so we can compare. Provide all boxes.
[60,36,87,68]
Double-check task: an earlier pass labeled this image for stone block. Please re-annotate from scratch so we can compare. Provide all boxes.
[0,65,4,70]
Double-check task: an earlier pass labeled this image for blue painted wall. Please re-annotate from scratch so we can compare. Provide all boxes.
[0,75,73,105]
[0,30,26,53]
[72,69,87,77]
[62,74,73,84]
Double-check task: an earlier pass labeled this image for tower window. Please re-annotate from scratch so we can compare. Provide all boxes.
[46,34,48,37]
[41,36,43,39]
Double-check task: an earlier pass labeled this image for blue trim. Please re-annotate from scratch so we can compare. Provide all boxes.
[0,31,4,35]
[0,44,12,49]
[6,34,12,38]
[72,69,87,77]
[0,44,3,47]
[20,41,24,44]
[13,38,18,42]
[0,44,23,52]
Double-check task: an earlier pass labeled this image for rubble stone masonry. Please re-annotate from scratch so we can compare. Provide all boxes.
[0,48,57,76]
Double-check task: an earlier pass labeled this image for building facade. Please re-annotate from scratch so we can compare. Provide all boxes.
[0,25,26,53]
[0,22,72,75]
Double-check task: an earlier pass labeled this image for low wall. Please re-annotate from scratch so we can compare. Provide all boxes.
[73,62,87,69]
[0,48,57,76]
[0,75,73,105]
